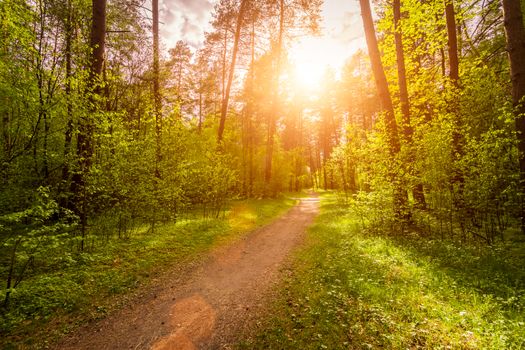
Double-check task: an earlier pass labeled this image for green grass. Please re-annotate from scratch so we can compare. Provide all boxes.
[239,194,525,349]
[0,196,296,349]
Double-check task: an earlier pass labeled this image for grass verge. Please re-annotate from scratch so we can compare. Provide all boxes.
[0,196,296,349]
[239,193,525,349]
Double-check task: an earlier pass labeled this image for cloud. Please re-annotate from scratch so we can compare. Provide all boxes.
[176,0,212,17]
[334,11,363,45]
[320,0,364,52]
[160,0,214,51]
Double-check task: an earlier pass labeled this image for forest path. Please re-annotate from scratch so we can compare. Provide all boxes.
[57,196,319,350]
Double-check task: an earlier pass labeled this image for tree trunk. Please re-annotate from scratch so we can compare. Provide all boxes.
[248,20,256,197]
[3,238,21,308]
[502,0,525,233]
[221,28,227,103]
[198,89,203,132]
[71,0,106,250]
[153,0,162,178]
[89,0,106,85]
[394,0,426,209]
[359,0,400,154]
[393,0,412,141]
[36,0,47,180]
[445,0,464,206]
[445,0,462,156]
[217,0,248,143]
[359,0,409,219]
[264,0,284,189]
[445,0,459,83]
[62,0,73,188]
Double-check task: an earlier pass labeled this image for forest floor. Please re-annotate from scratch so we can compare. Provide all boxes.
[55,196,319,350]
[239,193,525,349]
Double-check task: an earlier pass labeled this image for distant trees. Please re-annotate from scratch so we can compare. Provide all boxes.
[168,40,193,114]
[197,0,323,194]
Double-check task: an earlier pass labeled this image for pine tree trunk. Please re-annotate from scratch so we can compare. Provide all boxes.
[502,0,525,233]
[445,0,465,208]
[394,0,426,209]
[264,0,284,190]
[153,0,162,178]
[217,0,248,143]
[445,0,459,83]
[248,20,256,197]
[62,0,73,188]
[359,0,409,219]
[71,0,106,250]
[359,0,400,154]
[393,0,412,141]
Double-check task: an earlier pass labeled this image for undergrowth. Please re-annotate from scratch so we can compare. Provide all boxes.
[0,196,296,349]
[239,193,525,349]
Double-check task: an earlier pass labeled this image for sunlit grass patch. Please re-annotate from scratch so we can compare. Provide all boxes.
[240,193,525,349]
[225,197,296,239]
[229,203,258,231]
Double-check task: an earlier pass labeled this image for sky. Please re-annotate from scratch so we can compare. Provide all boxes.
[289,0,366,83]
[158,0,366,74]
[159,0,214,49]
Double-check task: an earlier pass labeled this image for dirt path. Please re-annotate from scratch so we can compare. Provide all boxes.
[56,196,319,350]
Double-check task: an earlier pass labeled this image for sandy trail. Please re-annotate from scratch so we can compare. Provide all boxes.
[56,197,319,350]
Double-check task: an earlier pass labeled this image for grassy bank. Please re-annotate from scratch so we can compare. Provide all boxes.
[240,194,525,349]
[0,196,297,349]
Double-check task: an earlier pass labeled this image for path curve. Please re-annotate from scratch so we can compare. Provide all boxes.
[56,197,319,350]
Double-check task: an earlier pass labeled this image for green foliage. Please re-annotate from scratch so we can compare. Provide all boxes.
[0,1,313,346]
[240,194,525,349]
[1,0,523,346]
[320,0,521,241]
[0,187,78,308]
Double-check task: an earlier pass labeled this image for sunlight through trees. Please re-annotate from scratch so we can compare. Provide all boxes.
[2,0,525,346]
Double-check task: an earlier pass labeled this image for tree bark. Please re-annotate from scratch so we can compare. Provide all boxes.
[393,0,412,141]
[393,0,426,209]
[62,0,73,188]
[71,0,106,250]
[75,0,106,170]
[221,28,227,103]
[445,0,465,206]
[264,0,284,188]
[153,0,162,178]
[217,0,248,143]
[359,0,409,218]
[445,0,459,84]
[359,0,400,154]
[502,0,525,233]
[248,20,256,197]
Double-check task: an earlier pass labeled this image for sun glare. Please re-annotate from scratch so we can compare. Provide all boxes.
[289,32,362,92]
[290,37,334,91]
[288,0,366,92]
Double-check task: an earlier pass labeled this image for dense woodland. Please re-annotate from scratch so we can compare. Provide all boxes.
[2,0,525,345]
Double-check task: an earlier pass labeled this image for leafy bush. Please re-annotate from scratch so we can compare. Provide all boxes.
[0,187,78,309]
